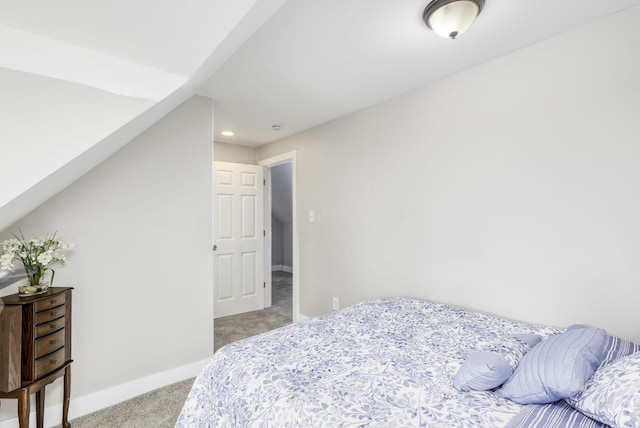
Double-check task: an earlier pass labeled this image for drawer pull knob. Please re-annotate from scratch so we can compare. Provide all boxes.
[50,340,57,345]
[50,299,57,304]
[51,359,58,364]
[50,324,56,329]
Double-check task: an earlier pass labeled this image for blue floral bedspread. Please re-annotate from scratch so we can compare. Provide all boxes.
[177,297,559,427]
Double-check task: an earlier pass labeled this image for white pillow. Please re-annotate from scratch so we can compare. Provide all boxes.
[566,351,640,427]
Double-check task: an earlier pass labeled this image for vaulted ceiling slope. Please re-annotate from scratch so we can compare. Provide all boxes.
[0,0,288,232]
[3,0,640,233]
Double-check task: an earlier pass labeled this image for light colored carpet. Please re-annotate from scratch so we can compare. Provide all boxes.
[53,378,195,428]
[57,271,292,427]
[214,270,292,352]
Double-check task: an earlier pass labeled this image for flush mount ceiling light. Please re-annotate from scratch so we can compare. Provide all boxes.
[423,0,485,39]
[221,131,234,136]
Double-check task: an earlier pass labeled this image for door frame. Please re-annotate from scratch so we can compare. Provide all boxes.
[259,150,299,322]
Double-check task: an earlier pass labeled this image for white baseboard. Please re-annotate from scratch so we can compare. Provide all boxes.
[0,358,208,428]
[297,313,310,322]
[271,265,292,273]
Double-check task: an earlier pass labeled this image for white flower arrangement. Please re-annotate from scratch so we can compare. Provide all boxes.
[0,232,75,288]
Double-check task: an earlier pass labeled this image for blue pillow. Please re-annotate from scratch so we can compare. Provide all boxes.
[497,327,607,404]
[454,351,513,391]
[453,335,538,392]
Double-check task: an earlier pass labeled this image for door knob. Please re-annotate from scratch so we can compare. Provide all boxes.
[212,244,217,251]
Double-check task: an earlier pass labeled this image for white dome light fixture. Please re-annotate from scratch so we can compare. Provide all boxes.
[423,0,485,39]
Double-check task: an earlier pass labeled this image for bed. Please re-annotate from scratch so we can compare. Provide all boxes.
[177,297,640,427]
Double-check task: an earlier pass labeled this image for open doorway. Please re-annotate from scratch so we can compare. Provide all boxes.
[266,162,293,320]
[213,151,299,352]
[260,151,299,322]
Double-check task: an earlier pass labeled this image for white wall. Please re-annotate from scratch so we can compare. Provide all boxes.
[272,215,283,266]
[0,96,214,424]
[271,163,292,222]
[258,6,640,344]
[281,222,292,268]
[271,163,293,269]
[271,217,292,270]
[214,141,257,164]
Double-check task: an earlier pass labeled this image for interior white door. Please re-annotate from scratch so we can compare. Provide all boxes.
[213,161,265,318]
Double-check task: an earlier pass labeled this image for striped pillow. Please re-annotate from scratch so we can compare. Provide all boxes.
[497,327,607,404]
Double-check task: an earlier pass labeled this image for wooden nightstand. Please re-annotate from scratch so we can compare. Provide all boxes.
[0,287,73,428]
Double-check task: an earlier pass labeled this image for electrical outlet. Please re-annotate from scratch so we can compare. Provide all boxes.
[332,297,339,310]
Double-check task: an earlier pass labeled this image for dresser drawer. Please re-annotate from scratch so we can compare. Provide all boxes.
[35,295,66,312]
[35,316,66,338]
[34,347,66,380]
[35,305,66,325]
[35,329,65,359]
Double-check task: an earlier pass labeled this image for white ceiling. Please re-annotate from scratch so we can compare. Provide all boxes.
[202,0,640,147]
[0,0,288,231]
[0,0,269,101]
[0,0,261,77]
[2,0,640,232]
